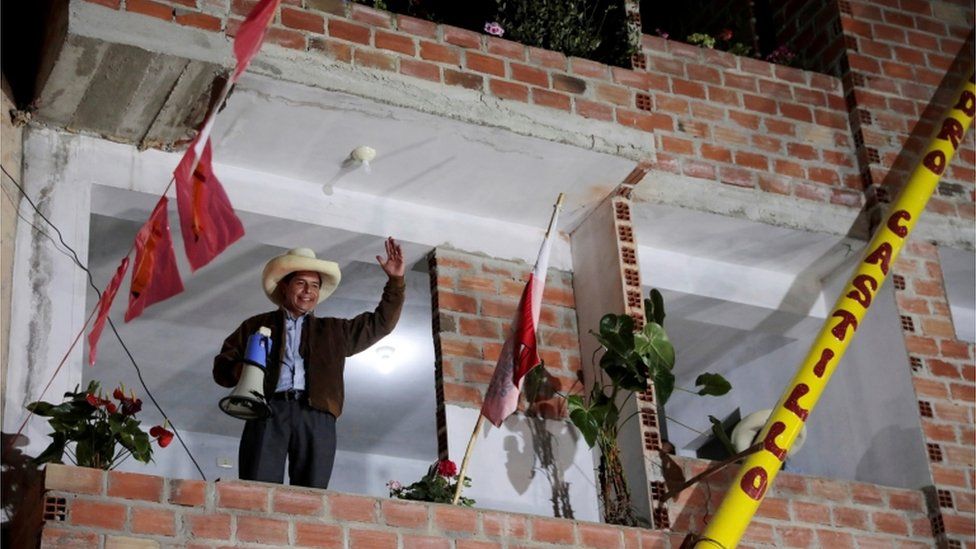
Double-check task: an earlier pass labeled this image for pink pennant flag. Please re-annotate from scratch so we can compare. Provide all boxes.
[88,257,130,366]
[173,137,245,271]
[480,209,560,427]
[125,197,185,322]
[233,0,282,82]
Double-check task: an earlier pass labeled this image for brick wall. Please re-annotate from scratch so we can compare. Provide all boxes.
[37,463,682,548]
[893,242,976,547]
[668,455,936,548]
[428,247,581,456]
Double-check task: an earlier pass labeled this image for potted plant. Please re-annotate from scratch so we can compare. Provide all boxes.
[388,458,475,507]
[26,381,173,470]
[565,289,731,525]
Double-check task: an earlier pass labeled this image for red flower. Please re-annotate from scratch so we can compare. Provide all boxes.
[150,425,174,448]
[437,459,458,478]
[113,387,143,416]
[717,28,733,41]
[113,388,125,400]
[106,402,117,414]
[86,393,100,407]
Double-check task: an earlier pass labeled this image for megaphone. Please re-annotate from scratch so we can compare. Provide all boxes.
[219,326,273,420]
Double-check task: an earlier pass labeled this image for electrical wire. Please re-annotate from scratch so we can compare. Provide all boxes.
[1,165,207,480]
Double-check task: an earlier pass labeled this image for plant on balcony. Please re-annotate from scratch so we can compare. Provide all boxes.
[565,289,731,526]
[388,458,475,507]
[26,381,172,470]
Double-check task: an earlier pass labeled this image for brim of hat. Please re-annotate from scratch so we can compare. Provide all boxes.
[262,255,341,306]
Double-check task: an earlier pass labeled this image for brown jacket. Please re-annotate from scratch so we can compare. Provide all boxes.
[213,276,405,418]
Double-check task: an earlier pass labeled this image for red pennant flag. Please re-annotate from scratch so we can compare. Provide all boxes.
[480,210,559,426]
[88,257,130,366]
[125,197,185,322]
[173,137,245,271]
[233,0,282,82]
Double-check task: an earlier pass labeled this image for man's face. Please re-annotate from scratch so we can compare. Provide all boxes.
[282,271,321,316]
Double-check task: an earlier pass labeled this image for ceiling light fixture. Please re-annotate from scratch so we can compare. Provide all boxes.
[375,345,395,374]
[346,145,376,173]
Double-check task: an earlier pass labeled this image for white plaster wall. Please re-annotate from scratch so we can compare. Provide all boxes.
[444,405,599,521]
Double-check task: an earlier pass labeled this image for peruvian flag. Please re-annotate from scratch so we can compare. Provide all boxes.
[173,137,245,271]
[125,197,185,322]
[233,0,282,82]
[480,206,560,427]
[88,257,130,366]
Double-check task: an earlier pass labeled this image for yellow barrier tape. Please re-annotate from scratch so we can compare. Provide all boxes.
[696,69,976,549]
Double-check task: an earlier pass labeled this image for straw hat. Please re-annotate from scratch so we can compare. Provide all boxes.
[262,248,341,306]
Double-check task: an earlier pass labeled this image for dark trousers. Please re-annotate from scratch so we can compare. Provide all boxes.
[239,396,337,489]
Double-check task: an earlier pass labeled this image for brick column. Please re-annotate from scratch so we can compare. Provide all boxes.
[892,241,975,547]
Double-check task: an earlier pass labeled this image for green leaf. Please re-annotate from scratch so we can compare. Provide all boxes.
[708,415,738,458]
[695,373,732,397]
[646,288,666,326]
[635,322,675,372]
[32,432,67,465]
[569,407,599,448]
[26,401,56,416]
[652,368,675,407]
[595,314,634,357]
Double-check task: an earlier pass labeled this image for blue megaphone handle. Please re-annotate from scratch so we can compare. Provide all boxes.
[243,332,270,369]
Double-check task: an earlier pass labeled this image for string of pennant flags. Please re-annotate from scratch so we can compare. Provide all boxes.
[87,0,282,365]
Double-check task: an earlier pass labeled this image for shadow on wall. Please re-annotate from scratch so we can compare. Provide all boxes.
[502,414,579,519]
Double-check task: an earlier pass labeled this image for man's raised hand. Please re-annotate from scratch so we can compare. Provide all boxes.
[377,237,405,278]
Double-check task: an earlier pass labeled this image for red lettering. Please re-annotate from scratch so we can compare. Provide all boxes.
[784,383,811,421]
[831,310,858,341]
[865,242,893,275]
[886,210,910,238]
[813,348,834,378]
[955,89,975,117]
[764,421,788,461]
[937,118,964,149]
[846,274,878,308]
[740,466,768,501]
[923,150,946,175]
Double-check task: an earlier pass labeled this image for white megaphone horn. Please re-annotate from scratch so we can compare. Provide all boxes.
[219,326,273,420]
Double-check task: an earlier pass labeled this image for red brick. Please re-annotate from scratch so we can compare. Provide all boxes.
[40,527,99,547]
[655,94,689,115]
[793,501,830,523]
[396,15,437,38]
[434,506,477,533]
[950,382,975,403]
[62,504,126,541]
[419,41,460,64]
[132,507,176,536]
[330,493,377,522]
[329,19,371,45]
[913,377,949,399]
[940,340,972,359]
[510,63,548,87]
[735,151,768,170]
[296,522,343,548]
[595,83,631,106]
[553,74,586,94]
[128,0,173,20]
[265,27,306,50]
[481,298,516,318]
[780,103,813,122]
[349,3,392,27]
[724,72,758,92]
[532,517,574,544]
[616,109,672,132]
[777,525,815,548]
[905,335,939,356]
[872,511,910,535]
[542,286,574,307]
[374,30,415,55]
[832,506,868,528]
[701,144,732,163]
[766,118,795,136]
[816,530,855,549]
[786,143,818,160]
[570,57,608,79]
[758,173,789,194]
[661,136,693,155]
[217,482,268,512]
[808,167,840,185]
[45,465,102,494]
[237,516,289,544]
[443,26,481,48]
[490,79,529,102]
[273,488,324,515]
[403,534,452,549]
[459,317,500,339]
[743,94,777,114]
[532,88,571,111]
[187,513,232,540]
[755,497,790,521]
[444,69,484,91]
[108,471,163,502]
[486,37,525,60]
[482,511,528,539]
[400,58,440,82]
[672,78,706,99]
[457,541,501,549]
[310,37,352,63]
[84,0,121,8]
[529,47,567,70]
[578,522,622,548]
[888,490,925,512]
[175,11,222,31]
[381,500,428,528]
[721,166,755,188]
[350,528,396,548]
[443,382,482,406]
[439,291,477,313]
[851,483,884,505]
[281,7,324,33]
[355,48,396,71]
[575,99,614,121]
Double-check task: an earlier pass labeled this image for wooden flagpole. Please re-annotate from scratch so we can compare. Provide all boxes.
[451,193,565,505]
